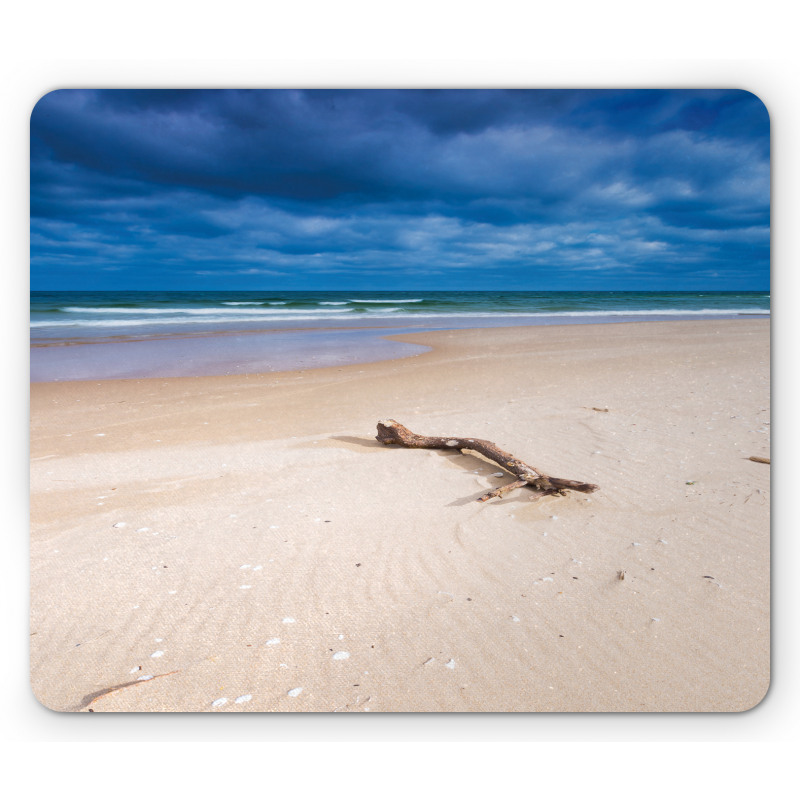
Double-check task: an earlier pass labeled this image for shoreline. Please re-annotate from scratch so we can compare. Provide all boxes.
[30,319,770,712]
[30,314,769,384]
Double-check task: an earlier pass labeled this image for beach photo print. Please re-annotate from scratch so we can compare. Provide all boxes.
[30,89,770,713]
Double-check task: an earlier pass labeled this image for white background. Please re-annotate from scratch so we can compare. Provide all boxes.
[4,1,796,794]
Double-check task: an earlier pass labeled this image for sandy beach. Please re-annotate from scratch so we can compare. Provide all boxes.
[29,319,770,712]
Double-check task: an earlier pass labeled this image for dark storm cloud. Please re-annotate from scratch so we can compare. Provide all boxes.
[30,89,769,289]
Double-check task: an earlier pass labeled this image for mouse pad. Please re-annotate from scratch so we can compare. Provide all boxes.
[30,89,770,712]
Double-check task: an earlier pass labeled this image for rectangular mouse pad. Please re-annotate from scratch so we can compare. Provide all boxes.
[30,89,770,712]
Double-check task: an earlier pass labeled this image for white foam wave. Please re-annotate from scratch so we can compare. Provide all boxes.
[60,306,352,316]
[349,299,424,303]
[221,301,264,306]
[314,307,767,320]
[32,313,359,328]
[318,301,349,305]
[30,307,769,331]
[521,308,769,317]
[333,308,768,319]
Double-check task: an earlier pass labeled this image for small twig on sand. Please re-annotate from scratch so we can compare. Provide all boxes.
[375,419,599,504]
[80,670,181,711]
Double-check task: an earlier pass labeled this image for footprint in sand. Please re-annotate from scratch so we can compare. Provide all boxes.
[235,695,252,704]
[287,687,303,697]
[332,651,350,660]
[212,698,228,707]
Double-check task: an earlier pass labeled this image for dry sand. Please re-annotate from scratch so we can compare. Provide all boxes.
[29,319,770,712]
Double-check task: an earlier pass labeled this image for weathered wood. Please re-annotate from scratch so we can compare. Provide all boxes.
[375,419,599,503]
[748,456,770,464]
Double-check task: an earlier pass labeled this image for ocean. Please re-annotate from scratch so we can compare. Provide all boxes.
[30,290,770,382]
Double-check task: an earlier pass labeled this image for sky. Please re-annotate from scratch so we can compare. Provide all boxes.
[30,89,770,291]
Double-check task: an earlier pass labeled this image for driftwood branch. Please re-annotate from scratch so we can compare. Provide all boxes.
[375,419,599,503]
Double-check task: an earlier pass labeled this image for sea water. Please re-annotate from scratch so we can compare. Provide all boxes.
[30,290,769,381]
